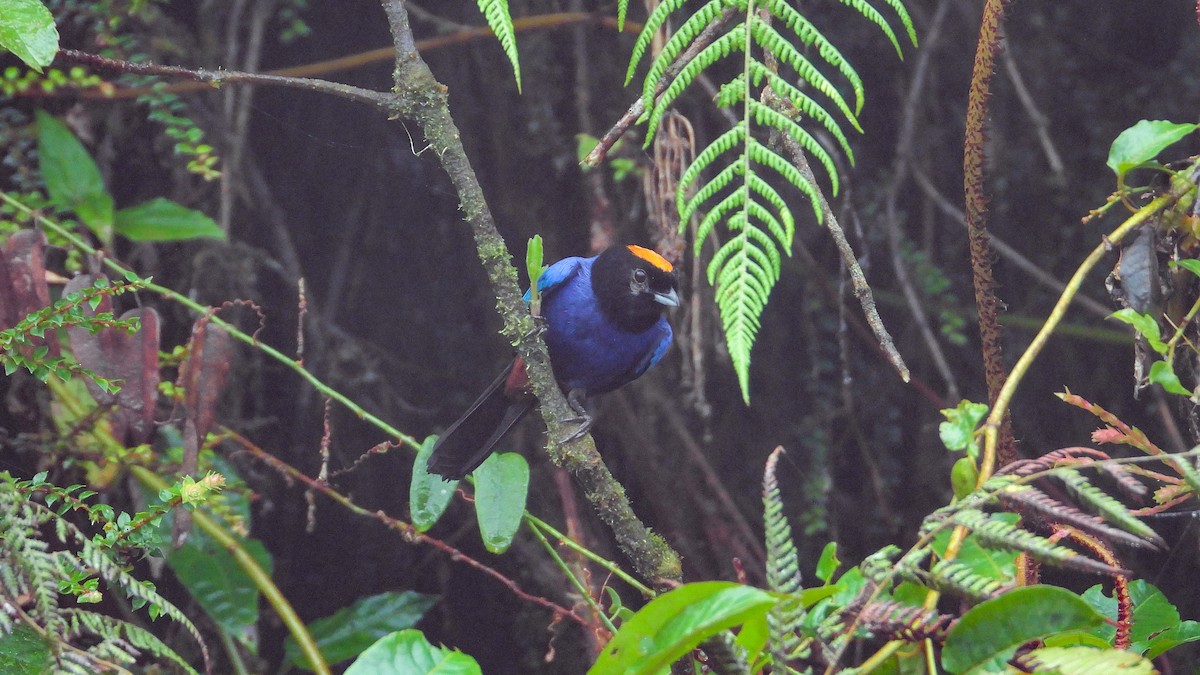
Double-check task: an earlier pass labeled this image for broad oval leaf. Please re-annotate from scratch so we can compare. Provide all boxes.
[0,624,53,674]
[1081,579,1200,659]
[410,435,458,532]
[114,198,224,241]
[1107,120,1199,179]
[1022,646,1153,675]
[941,585,1106,673]
[167,531,273,652]
[472,452,528,553]
[36,110,113,238]
[589,581,776,675]
[285,591,440,669]
[0,0,58,72]
[1149,359,1191,396]
[344,629,480,675]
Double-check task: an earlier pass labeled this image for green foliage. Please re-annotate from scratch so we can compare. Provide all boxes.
[472,452,529,553]
[0,65,101,96]
[114,197,223,242]
[1079,580,1200,659]
[627,0,916,401]
[941,586,1107,673]
[285,592,439,670]
[0,275,146,393]
[345,629,481,675]
[0,472,207,674]
[762,448,807,668]
[0,0,58,72]
[590,581,773,675]
[938,400,988,457]
[525,235,546,316]
[1019,646,1154,675]
[1107,119,1199,180]
[36,110,222,246]
[36,109,113,242]
[409,435,458,532]
[475,0,521,92]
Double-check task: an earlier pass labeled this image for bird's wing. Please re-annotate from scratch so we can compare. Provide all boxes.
[523,256,588,304]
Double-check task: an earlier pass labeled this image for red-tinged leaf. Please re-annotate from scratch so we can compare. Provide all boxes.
[1091,428,1126,444]
[180,319,233,443]
[0,230,51,328]
[63,274,160,444]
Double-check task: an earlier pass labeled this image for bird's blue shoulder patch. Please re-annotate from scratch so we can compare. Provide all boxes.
[523,255,591,304]
[644,320,673,373]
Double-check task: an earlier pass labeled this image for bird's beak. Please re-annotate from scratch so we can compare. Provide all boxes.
[653,288,681,307]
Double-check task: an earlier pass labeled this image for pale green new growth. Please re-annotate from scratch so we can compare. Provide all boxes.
[626,0,916,401]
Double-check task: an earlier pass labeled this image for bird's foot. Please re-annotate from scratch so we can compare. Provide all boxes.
[522,317,548,340]
[557,390,593,444]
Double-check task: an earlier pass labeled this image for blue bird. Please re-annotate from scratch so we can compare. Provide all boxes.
[427,245,680,480]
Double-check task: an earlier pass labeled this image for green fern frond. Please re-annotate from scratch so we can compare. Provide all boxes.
[746,140,822,222]
[996,483,1158,550]
[646,29,747,142]
[633,0,724,89]
[952,509,1125,576]
[748,20,858,122]
[616,0,630,32]
[683,159,746,231]
[747,99,839,194]
[833,0,919,55]
[632,0,913,403]
[62,609,199,675]
[475,0,522,92]
[756,1,865,114]
[747,60,861,141]
[1058,472,1164,547]
[927,559,1009,603]
[763,448,807,663]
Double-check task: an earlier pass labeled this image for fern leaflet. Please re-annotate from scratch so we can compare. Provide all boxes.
[475,0,522,92]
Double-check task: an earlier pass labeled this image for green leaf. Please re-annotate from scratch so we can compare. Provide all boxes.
[1109,308,1167,354]
[0,0,58,72]
[114,198,224,241]
[1107,120,1199,179]
[1170,258,1200,278]
[589,582,776,675]
[815,541,839,585]
[951,456,979,499]
[475,0,521,93]
[938,400,989,456]
[345,629,481,675]
[167,531,272,653]
[1081,580,1200,659]
[932,519,1018,585]
[472,452,529,553]
[285,592,440,669]
[1022,646,1153,675]
[36,109,114,238]
[1149,359,1191,396]
[941,586,1106,673]
[410,435,458,532]
[0,624,53,674]
[525,235,545,316]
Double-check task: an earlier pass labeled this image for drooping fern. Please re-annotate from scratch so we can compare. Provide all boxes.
[476,0,522,92]
[762,447,808,668]
[624,0,916,401]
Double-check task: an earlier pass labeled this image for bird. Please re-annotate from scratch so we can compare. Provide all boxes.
[426,244,680,480]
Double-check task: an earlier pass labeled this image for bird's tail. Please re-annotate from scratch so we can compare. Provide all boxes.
[426,359,535,480]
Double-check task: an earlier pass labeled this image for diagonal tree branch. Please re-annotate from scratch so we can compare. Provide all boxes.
[379,0,681,584]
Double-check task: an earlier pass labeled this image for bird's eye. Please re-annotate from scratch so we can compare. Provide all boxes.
[633,268,648,284]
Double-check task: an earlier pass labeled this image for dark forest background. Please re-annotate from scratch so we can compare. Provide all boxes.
[5,0,1200,672]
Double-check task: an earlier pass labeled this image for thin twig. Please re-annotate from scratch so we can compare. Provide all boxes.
[583,8,738,167]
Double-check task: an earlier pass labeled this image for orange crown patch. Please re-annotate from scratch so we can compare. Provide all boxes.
[627,245,673,273]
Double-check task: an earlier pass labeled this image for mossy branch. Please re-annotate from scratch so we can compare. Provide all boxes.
[379,0,681,584]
